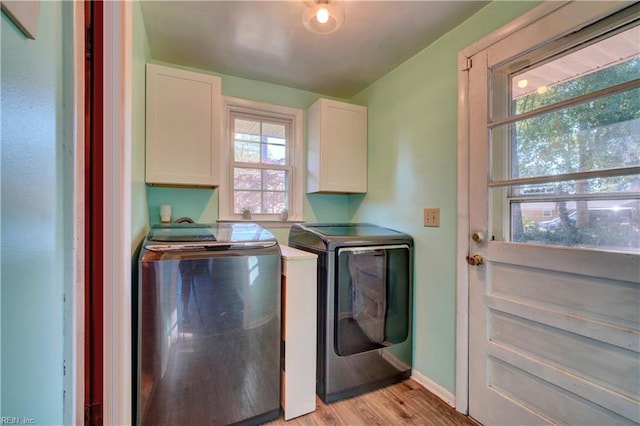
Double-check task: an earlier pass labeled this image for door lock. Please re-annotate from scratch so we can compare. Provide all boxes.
[472,231,484,243]
[466,254,484,266]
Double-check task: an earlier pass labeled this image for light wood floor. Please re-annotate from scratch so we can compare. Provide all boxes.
[266,379,477,425]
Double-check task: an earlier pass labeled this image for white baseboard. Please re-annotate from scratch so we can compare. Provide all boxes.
[410,370,456,408]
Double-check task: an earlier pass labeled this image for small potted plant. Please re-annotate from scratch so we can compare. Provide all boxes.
[279,208,289,221]
[241,207,251,220]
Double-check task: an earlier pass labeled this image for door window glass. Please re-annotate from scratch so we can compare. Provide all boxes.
[490,21,640,252]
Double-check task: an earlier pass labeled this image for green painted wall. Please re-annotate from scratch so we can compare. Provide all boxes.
[1,2,65,422]
[350,1,541,393]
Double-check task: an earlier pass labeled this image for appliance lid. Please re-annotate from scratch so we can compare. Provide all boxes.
[145,222,278,251]
[300,223,406,237]
[288,223,413,251]
[147,223,218,242]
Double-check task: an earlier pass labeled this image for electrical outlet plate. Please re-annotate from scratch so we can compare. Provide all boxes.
[424,207,440,227]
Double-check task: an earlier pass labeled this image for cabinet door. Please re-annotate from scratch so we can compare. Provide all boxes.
[307,99,367,193]
[146,64,221,187]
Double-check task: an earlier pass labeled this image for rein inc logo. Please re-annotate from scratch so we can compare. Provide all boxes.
[1,418,35,425]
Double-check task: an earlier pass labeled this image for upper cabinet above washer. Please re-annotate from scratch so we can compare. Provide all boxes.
[306,99,367,194]
[146,64,222,187]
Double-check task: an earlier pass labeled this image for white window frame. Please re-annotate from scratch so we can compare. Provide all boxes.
[490,10,640,248]
[219,96,303,222]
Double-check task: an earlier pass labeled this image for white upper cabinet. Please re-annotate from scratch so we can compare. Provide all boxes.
[306,99,367,193]
[146,63,222,187]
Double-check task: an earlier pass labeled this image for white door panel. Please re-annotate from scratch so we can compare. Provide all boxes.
[471,242,640,424]
[466,4,640,425]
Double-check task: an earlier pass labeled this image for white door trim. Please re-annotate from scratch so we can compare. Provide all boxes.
[455,0,634,415]
[103,2,133,424]
[455,51,471,415]
[458,1,568,61]
[65,1,85,424]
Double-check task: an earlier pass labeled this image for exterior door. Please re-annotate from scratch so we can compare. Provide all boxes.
[466,3,640,425]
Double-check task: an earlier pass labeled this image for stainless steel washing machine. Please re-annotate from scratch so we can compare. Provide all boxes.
[137,222,281,425]
[288,223,413,403]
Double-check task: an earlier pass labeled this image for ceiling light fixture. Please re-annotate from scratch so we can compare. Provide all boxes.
[303,0,345,35]
[316,6,329,24]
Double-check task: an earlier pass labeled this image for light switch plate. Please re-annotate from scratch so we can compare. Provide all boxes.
[424,207,440,227]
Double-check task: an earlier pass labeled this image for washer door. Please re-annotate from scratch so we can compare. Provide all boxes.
[334,244,411,356]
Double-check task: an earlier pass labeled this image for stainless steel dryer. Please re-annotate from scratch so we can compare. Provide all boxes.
[137,222,281,425]
[288,223,413,403]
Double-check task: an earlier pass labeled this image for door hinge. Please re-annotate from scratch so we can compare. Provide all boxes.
[462,57,472,71]
[85,402,103,426]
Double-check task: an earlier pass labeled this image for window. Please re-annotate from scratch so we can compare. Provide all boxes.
[219,97,303,222]
[489,11,640,252]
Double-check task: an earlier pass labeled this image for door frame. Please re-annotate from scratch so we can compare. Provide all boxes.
[101,1,133,424]
[65,1,86,423]
[68,1,132,424]
[454,0,631,415]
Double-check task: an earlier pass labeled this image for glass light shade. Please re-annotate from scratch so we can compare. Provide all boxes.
[302,1,344,35]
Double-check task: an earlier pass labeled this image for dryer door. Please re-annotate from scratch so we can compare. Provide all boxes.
[334,244,411,356]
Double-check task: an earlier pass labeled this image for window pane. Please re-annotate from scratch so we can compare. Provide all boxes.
[235,118,260,141]
[234,191,261,214]
[263,191,287,214]
[234,168,261,190]
[263,169,286,191]
[233,191,287,215]
[234,117,288,165]
[234,141,260,163]
[513,175,640,196]
[512,26,640,115]
[262,143,286,165]
[510,199,640,252]
[491,89,640,181]
[263,122,286,143]
[233,168,289,214]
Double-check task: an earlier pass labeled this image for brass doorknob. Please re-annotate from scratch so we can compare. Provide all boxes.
[466,254,484,266]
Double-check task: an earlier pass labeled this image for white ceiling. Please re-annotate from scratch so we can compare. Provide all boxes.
[139,1,489,98]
